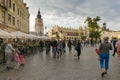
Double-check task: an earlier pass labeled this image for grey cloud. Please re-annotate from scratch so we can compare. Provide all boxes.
[24,0,120,31]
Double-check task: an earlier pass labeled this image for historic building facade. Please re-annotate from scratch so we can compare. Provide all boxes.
[35,9,44,36]
[101,30,120,40]
[48,25,80,40]
[101,23,120,40]
[0,0,29,33]
[48,24,120,41]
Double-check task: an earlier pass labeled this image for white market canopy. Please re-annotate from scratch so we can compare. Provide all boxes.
[0,29,15,38]
[27,34,40,39]
[11,31,29,38]
[39,36,50,40]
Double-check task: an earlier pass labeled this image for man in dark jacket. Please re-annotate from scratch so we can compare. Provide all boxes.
[75,40,82,60]
[51,39,57,58]
[112,38,117,56]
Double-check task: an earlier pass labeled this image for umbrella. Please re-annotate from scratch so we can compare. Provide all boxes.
[11,31,29,38]
[27,34,40,39]
[0,29,15,38]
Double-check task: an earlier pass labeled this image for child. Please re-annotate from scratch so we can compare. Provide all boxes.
[18,46,25,66]
[14,49,21,69]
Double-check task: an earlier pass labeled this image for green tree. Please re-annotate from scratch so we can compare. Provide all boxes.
[81,35,87,40]
[56,32,60,40]
[85,16,102,40]
[79,27,87,40]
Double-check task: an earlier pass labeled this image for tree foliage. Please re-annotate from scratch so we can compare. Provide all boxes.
[56,32,60,40]
[85,16,102,39]
[79,27,85,40]
[81,35,87,40]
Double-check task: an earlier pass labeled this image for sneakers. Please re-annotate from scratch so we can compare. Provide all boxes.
[101,72,107,77]
[6,67,13,70]
[104,72,107,74]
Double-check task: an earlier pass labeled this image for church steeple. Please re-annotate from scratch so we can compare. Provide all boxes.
[35,8,44,36]
[37,8,41,19]
[103,22,106,31]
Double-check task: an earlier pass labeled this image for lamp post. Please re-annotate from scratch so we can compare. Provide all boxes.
[44,26,47,35]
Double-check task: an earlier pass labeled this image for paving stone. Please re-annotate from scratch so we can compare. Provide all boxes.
[0,45,120,80]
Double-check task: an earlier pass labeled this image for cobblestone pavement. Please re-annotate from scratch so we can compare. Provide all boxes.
[0,45,120,80]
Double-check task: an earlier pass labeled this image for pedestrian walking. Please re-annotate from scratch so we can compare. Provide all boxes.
[39,40,44,53]
[67,39,72,54]
[18,45,25,66]
[13,48,20,69]
[57,40,64,57]
[115,38,120,62]
[90,38,94,47]
[99,37,112,77]
[62,40,66,53]
[45,40,51,55]
[51,39,57,58]
[75,40,82,60]
[112,38,117,56]
[5,39,15,70]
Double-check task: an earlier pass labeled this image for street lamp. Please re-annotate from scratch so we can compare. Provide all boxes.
[44,26,47,34]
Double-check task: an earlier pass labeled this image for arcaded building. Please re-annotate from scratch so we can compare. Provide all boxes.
[48,25,80,40]
[0,0,30,33]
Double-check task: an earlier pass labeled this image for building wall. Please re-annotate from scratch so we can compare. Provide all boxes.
[34,9,44,36]
[101,31,120,40]
[35,18,43,36]
[0,0,29,33]
[48,26,80,40]
[48,26,120,40]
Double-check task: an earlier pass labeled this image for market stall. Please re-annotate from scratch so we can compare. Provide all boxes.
[0,29,15,38]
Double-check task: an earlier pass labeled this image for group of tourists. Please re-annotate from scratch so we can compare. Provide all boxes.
[4,39,26,70]
[1,37,120,78]
[1,38,84,70]
[0,38,40,70]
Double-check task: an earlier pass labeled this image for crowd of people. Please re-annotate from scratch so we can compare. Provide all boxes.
[1,38,99,70]
[1,37,120,78]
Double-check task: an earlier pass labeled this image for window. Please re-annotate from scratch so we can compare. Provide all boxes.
[12,16,15,25]
[20,11,21,17]
[1,0,5,5]
[2,11,5,24]
[17,20,19,26]
[9,0,11,8]
[13,3,15,11]
[8,14,11,23]
[18,8,19,15]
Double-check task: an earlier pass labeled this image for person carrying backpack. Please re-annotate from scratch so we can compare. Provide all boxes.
[99,37,112,77]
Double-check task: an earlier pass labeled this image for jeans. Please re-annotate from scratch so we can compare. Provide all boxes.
[100,53,109,70]
[52,47,57,58]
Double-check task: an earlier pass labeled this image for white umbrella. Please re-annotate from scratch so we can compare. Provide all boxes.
[0,29,15,38]
[27,34,40,39]
[39,36,50,40]
[11,31,29,38]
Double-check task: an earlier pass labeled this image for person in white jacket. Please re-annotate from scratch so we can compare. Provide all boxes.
[5,39,15,69]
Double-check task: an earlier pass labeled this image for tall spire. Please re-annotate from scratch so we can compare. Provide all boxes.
[37,8,41,19]
[103,22,106,30]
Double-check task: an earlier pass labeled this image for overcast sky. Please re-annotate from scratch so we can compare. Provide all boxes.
[24,0,120,31]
